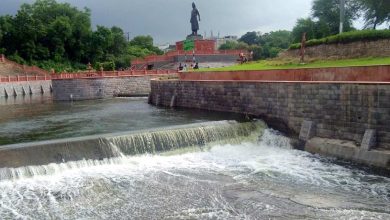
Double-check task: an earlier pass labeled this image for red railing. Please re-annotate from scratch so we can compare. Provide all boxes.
[51,69,177,80]
[0,70,176,82]
[0,54,177,82]
[0,74,51,82]
[0,54,50,75]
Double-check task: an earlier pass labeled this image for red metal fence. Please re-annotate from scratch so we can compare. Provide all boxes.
[0,70,177,82]
[0,75,51,82]
[0,54,177,83]
[51,69,176,80]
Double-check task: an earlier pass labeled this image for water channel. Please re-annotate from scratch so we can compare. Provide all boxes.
[0,96,388,219]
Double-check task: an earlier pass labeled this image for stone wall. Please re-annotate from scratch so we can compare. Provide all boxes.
[150,80,390,150]
[279,39,390,60]
[52,75,167,101]
[178,65,390,82]
[0,80,51,97]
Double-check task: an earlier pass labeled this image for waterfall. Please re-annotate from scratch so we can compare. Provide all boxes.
[259,129,292,149]
[0,120,266,180]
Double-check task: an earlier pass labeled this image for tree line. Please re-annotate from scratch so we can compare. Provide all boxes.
[0,0,388,68]
[220,0,389,60]
[0,0,162,72]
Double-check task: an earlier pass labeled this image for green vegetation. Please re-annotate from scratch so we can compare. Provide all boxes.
[0,0,388,69]
[357,0,390,29]
[289,29,390,49]
[220,0,389,61]
[291,0,389,44]
[219,30,292,60]
[0,0,162,72]
[201,57,390,72]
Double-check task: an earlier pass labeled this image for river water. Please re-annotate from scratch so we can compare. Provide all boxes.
[0,96,242,145]
[0,96,389,219]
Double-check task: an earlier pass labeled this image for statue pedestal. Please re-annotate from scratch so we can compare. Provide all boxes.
[186,34,203,40]
[176,38,216,53]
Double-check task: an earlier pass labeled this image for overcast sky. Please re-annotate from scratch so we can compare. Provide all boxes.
[0,0,361,45]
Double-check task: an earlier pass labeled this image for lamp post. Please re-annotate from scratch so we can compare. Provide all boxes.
[125,32,130,42]
[339,0,345,33]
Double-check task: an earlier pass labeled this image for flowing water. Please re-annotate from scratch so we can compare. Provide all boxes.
[0,96,389,219]
[0,96,243,145]
[0,128,389,219]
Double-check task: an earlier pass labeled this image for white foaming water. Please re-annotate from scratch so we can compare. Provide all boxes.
[0,121,265,181]
[0,129,389,219]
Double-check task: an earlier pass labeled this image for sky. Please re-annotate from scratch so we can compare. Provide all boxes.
[0,0,365,45]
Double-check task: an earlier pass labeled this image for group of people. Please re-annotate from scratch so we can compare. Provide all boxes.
[178,62,199,72]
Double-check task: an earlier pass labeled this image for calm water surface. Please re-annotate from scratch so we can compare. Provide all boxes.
[0,95,242,145]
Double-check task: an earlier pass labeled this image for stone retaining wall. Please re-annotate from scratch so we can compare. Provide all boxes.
[279,39,390,60]
[52,75,168,101]
[0,80,51,97]
[150,80,390,150]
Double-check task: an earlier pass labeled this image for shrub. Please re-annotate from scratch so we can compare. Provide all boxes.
[7,52,26,64]
[36,60,86,73]
[95,61,115,71]
[288,29,390,50]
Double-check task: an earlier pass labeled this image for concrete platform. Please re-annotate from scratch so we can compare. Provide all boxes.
[305,137,390,169]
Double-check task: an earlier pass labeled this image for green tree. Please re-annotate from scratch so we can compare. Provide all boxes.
[357,0,390,29]
[219,41,249,50]
[129,35,163,55]
[312,0,359,35]
[248,45,263,60]
[0,0,92,66]
[0,16,12,53]
[239,31,260,45]
[291,18,320,43]
[261,30,292,49]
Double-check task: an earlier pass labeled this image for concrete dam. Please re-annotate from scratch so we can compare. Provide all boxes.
[0,63,389,218]
[0,98,388,219]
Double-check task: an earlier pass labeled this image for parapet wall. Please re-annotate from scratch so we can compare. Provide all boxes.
[52,75,167,101]
[150,80,390,150]
[179,65,390,82]
[0,80,52,97]
[279,39,390,60]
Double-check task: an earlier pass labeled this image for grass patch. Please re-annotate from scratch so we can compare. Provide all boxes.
[289,30,390,50]
[199,57,390,72]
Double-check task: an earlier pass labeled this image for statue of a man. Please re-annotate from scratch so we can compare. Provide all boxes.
[190,2,201,36]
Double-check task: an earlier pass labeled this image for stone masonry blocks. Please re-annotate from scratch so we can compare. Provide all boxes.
[150,80,390,150]
[52,76,166,101]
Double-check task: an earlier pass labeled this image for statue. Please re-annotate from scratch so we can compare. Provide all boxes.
[190,2,201,36]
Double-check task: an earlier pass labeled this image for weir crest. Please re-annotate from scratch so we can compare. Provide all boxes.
[0,120,267,180]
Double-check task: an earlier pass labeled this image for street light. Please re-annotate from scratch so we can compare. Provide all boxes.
[339,0,345,33]
[124,32,130,41]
